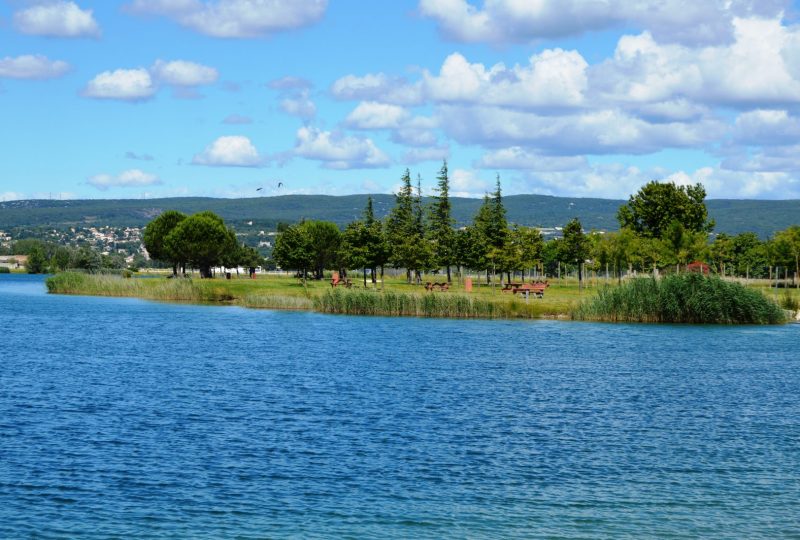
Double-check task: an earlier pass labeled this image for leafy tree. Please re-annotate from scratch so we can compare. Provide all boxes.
[709,233,735,275]
[732,232,767,278]
[617,181,714,238]
[428,160,456,282]
[303,220,341,280]
[164,212,231,278]
[340,198,388,286]
[51,246,72,272]
[773,225,800,286]
[26,243,48,274]
[272,223,314,283]
[72,246,102,273]
[143,210,186,275]
[560,218,590,288]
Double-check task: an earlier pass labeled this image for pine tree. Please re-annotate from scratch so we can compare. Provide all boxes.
[428,160,456,282]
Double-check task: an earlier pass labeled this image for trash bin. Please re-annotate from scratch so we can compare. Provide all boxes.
[464,277,473,292]
[226,272,231,280]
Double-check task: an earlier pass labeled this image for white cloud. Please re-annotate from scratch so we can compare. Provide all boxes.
[418,0,786,46]
[14,1,100,38]
[151,59,218,86]
[280,89,316,119]
[422,50,588,108]
[126,0,328,38]
[330,73,422,105]
[403,146,450,165]
[438,105,725,155]
[594,21,800,108]
[87,169,162,191]
[732,110,800,146]
[476,147,588,171]
[192,135,263,167]
[1,192,27,202]
[83,68,156,101]
[293,127,390,169]
[345,102,409,129]
[0,55,69,80]
[449,168,492,198]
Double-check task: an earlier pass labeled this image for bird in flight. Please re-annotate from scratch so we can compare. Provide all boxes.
[256,187,263,192]
[278,182,284,188]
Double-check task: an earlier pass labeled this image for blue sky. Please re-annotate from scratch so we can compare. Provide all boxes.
[2,0,800,201]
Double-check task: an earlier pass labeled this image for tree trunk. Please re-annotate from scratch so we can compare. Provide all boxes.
[363,267,367,288]
[371,267,377,284]
[446,265,451,283]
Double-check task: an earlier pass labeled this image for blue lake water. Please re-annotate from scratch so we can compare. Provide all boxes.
[1,273,799,538]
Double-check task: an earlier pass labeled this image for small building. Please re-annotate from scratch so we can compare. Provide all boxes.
[686,260,710,275]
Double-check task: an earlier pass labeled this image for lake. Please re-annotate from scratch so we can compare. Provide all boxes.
[1,274,799,538]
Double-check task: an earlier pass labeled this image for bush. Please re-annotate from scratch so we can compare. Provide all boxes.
[0,266,10,274]
[572,273,786,324]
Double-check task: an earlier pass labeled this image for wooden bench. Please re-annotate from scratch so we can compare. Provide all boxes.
[424,281,450,292]
[501,282,522,293]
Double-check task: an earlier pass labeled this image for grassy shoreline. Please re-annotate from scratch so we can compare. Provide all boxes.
[45,271,792,323]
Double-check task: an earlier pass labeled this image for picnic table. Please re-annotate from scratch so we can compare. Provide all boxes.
[512,282,548,298]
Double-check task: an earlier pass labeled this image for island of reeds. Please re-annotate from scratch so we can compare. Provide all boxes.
[23,163,800,324]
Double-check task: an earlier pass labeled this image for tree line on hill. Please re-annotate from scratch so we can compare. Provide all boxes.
[270,162,800,287]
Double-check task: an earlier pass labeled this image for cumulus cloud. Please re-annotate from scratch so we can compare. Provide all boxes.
[293,127,390,169]
[345,102,409,129]
[403,146,450,165]
[151,59,218,86]
[87,169,162,191]
[280,89,316,119]
[0,55,69,80]
[83,68,156,101]
[192,135,263,167]
[330,73,422,105]
[83,59,217,101]
[126,0,328,38]
[418,0,786,46]
[438,105,725,155]
[422,50,588,109]
[449,168,493,198]
[476,147,588,171]
[14,1,100,38]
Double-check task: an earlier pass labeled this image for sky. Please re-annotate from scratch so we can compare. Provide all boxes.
[3,0,800,202]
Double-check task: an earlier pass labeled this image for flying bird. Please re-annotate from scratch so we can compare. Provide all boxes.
[277,182,284,188]
[256,187,263,191]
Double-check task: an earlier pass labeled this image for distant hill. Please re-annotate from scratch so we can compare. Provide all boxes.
[1,194,798,238]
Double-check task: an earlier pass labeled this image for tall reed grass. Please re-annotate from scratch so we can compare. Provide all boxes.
[46,272,218,302]
[572,273,786,324]
[314,288,543,319]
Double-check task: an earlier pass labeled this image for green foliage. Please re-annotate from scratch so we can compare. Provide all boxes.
[314,289,541,319]
[573,273,785,324]
[617,181,714,238]
[72,246,102,273]
[26,243,48,274]
[272,223,314,278]
[428,161,456,279]
[0,266,10,274]
[143,210,186,273]
[164,212,232,278]
[386,169,432,279]
[560,218,589,283]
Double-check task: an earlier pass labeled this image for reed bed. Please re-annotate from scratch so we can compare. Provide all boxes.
[314,288,544,319]
[238,293,313,310]
[45,272,227,302]
[572,273,786,324]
